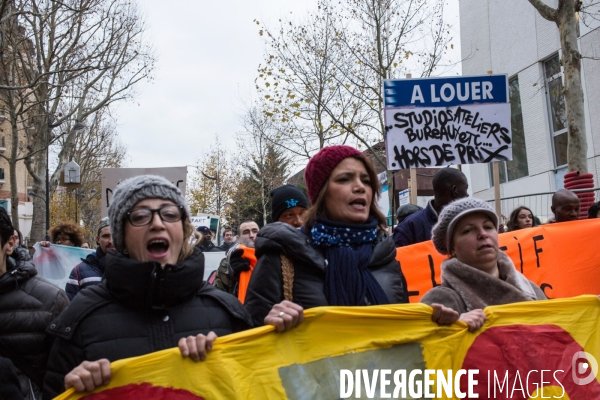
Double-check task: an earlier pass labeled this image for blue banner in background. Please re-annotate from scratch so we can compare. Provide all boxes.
[384,75,508,108]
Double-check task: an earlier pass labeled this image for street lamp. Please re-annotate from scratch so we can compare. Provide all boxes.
[44,119,85,235]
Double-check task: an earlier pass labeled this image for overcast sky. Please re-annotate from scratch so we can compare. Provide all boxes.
[116,0,460,172]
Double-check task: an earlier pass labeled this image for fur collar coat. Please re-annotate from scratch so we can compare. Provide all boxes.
[421,251,546,313]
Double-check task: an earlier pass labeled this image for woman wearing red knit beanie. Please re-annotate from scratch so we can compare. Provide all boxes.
[245,145,459,330]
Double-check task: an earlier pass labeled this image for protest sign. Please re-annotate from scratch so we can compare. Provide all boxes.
[32,243,94,290]
[55,296,600,400]
[101,167,188,217]
[190,214,220,234]
[34,244,216,283]
[398,218,600,303]
[384,75,511,169]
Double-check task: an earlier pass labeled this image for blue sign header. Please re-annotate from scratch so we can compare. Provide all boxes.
[384,75,508,108]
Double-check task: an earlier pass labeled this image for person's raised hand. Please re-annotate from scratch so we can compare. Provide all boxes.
[178,331,218,362]
[264,300,304,332]
[64,359,111,392]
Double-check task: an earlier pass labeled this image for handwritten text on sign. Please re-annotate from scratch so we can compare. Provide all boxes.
[383,75,511,169]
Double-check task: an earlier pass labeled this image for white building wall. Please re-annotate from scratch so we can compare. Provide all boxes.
[6,200,33,243]
[581,29,600,180]
[535,1,560,61]
[459,0,491,76]
[460,0,600,206]
[489,1,538,75]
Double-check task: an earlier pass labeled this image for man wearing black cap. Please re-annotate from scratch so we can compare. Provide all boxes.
[270,184,309,228]
[211,185,309,296]
[196,226,221,252]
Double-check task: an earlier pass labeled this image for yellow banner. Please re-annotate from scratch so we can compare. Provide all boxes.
[397,219,600,303]
[55,296,600,399]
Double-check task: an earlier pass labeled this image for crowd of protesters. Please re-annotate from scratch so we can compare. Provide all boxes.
[0,144,598,398]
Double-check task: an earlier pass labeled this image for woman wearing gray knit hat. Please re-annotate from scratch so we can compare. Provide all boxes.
[43,175,252,398]
[421,198,546,331]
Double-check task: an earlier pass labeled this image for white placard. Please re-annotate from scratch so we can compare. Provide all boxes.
[101,167,187,217]
[385,103,512,169]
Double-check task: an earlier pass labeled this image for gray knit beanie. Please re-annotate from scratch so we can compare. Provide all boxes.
[431,197,499,255]
[108,175,189,253]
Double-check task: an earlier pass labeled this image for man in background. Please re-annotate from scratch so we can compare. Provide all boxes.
[219,228,235,252]
[197,226,220,252]
[551,189,581,223]
[270,184,309,228]
[65,218,114,300]
[393,168,468,247]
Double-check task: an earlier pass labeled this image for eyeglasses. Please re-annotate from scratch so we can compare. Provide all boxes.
[55,235,72,243]
[126,205,184,227]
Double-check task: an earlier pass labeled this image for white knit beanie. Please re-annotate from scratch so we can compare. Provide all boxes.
[431,198,499,255]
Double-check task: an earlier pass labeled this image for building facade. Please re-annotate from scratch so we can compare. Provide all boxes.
[0,111,34,240]
[459,0,600,221]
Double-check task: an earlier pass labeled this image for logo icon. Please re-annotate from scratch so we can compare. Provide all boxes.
[285,198,299,208]
[572,351,599,385]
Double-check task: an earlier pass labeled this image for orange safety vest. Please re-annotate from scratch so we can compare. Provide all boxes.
[236,245,257,304]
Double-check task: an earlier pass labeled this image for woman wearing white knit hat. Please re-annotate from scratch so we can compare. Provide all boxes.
[421,198,546,331]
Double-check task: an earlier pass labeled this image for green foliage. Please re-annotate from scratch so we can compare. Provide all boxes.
[187,139,238,228]
[228,144,290,229]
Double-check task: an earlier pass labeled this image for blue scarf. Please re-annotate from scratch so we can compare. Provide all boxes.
[311,217,389,306]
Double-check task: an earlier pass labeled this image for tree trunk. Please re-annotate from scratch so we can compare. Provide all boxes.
[9,121,19,229]
[528,0,587,173]
[26,130,48,244]
[557,0,587,173]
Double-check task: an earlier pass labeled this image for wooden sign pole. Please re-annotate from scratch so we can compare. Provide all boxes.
[493,162,502,218]
[409,168,418,205]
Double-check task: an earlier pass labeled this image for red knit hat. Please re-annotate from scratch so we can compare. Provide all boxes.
[304,145,365,204]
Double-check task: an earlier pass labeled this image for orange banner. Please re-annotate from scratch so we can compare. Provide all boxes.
[397,219,600,302]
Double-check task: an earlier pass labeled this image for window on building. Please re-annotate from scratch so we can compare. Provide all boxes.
[544,54,568,167]
[0,167,4,180]
[489,76,529,184]
[0,200,7,212]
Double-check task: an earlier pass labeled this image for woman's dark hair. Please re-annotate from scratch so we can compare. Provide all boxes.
[14,229,23,246]
[507,206,536,231]
[48,221,85,247]
[588,201,600,219]
[0,208,15,246]
[303,155,387,232]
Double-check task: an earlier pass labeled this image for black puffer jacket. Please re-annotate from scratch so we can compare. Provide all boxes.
[43,247,252,399]
[0,247,69,396]
[245,222,408,327]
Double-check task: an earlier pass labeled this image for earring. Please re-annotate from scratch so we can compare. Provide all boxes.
[123,249,129,255]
